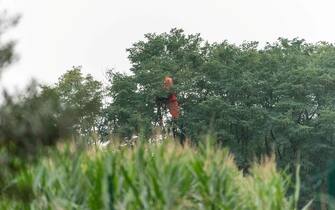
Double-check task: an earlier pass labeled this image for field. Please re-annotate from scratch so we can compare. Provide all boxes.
[0,139,307,210]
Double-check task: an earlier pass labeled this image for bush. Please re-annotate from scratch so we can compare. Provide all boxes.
[0,84,75,191]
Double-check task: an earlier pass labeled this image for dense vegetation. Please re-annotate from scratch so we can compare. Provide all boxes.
[0,11,335,209]
[1,141,306,210]
[102,29,335,207]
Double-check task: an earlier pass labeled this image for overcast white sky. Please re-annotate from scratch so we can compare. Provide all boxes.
[1,0,335,91]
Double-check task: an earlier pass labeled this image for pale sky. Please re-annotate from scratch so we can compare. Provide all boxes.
[1,0,335,91]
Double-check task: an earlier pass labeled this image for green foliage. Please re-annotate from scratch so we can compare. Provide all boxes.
[0,82,73,191]
[0,142,303,210]
[0,10,19,76]
[1,24,335,208]
[101,71,141,138]
[103,29,210,139]
[0,84,61,148]
[55,66,103,135]
[103,29,335,206]
[0,66,104,158]
[0,66,103,152]
[0,67,103,197]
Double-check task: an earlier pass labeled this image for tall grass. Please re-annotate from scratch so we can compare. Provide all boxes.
[1,140,306,210]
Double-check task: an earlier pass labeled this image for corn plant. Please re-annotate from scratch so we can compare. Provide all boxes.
[1,140,308,210]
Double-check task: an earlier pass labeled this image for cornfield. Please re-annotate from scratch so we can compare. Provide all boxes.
[0,139,309,210]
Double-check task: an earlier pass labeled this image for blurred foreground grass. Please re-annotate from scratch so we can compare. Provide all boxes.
[0,139,308,210]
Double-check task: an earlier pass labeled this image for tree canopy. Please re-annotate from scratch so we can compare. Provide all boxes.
[102,29,335,205]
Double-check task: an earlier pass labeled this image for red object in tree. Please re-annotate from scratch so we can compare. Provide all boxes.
[168,93,179,119]
[162,76,180,119]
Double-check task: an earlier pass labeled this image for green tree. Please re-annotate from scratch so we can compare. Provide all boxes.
[55,66,103,135]
[101,70,140,138]
[105,29,335,207]
[0,11,19,77]
[104,28,211,139]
